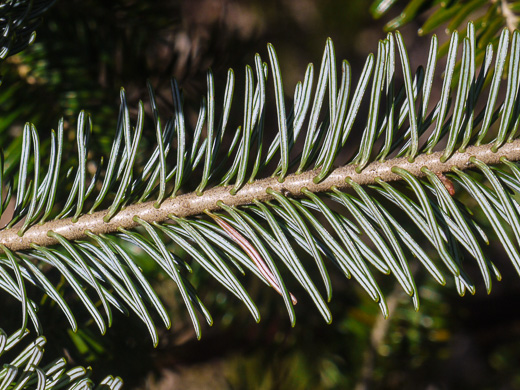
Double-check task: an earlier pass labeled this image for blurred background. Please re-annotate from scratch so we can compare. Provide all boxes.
[1,0,520,389]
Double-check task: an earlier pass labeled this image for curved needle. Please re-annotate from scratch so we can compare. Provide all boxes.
[205,209,297,304]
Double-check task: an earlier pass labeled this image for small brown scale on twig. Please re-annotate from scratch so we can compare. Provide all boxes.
[435,172,456,196]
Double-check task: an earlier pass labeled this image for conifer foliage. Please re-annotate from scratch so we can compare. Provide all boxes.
[0,0,520,388]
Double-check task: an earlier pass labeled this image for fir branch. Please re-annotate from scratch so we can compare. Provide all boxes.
[1,21,520,345]
[2,138,520,251]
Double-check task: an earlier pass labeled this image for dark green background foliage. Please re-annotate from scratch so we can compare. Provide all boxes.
[1,0,520,389]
